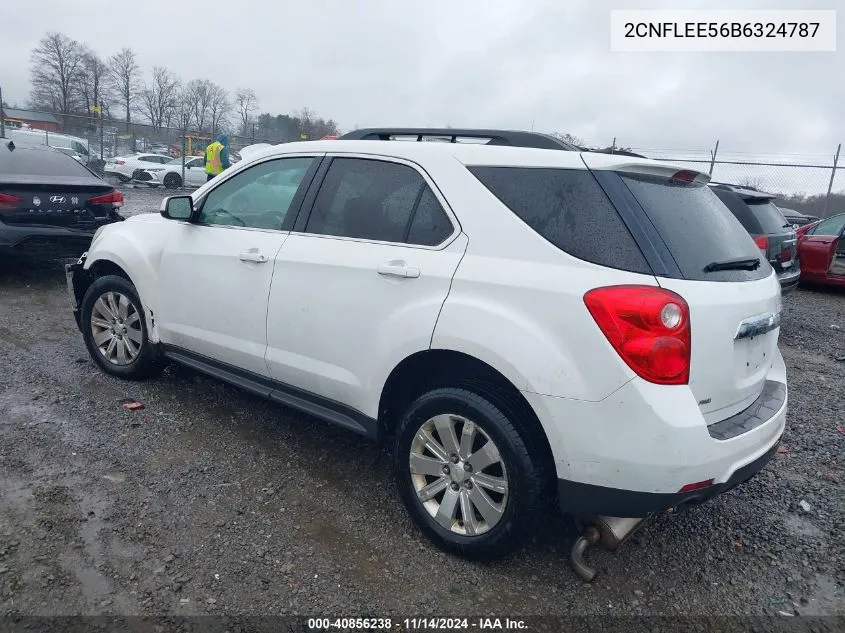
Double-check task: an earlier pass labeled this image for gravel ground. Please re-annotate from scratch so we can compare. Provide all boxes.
[0,188,843,618]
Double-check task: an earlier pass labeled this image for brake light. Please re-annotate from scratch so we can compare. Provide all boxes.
[584,285,691,385]
[88,190,124,207]
[753,235,769,252]
[670,170,698,184]
[0,193,23,210]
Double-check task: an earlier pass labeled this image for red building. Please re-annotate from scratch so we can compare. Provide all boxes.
[1,107,60,132]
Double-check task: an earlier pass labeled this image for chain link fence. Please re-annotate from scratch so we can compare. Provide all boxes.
[630,146,844,219]
[0,108,299,173]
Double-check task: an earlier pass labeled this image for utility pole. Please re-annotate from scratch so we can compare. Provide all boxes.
[0,84,5,139]
[823,143,841,219]
[708,139,720,176]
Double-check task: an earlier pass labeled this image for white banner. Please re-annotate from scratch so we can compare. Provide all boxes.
[610,10,836,52]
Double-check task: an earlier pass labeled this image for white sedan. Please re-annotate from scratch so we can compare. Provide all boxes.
[134,156,209,189]
[103,153,172,182]
[135,153,242,189]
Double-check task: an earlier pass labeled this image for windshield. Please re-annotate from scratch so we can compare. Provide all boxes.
[167,157,184,165]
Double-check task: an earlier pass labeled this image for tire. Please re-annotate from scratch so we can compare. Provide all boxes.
[163,173,181,189]
[80,275,162,380]
[394,387,546,559]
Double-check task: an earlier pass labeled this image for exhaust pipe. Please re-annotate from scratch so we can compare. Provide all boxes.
[570,516,644,582]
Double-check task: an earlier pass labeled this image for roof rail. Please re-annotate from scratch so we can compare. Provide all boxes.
[338,128,579,151]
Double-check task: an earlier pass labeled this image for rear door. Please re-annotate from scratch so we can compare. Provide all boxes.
[583,155,782,424]
[265,155,465,418]
[799,214,845,276]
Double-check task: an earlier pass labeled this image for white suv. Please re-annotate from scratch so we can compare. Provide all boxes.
[66,130,787,559]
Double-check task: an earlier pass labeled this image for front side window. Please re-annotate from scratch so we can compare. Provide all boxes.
[810,215,845,236]
[305,157,451,244]
[197,157,315,229]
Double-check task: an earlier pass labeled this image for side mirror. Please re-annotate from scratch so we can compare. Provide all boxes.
[160,195,193,220]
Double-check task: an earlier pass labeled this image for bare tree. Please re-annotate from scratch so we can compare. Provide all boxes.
[29,32,85,114]
[174,86,194,132]
[234,88,258,136]
[209,84,230,134]
[185,79,215,132]
[139,66,180,129]
[550,131,585,147]
[109,48,142,131]
[79,48,112,117]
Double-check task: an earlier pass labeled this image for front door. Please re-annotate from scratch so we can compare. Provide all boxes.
[799,214,845,277]
[265,156,466,418]
[156,155,321,375]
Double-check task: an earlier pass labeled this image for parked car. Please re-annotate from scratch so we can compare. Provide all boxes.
[709,183,800,293]
[2,128,93,164]
[796,213,845,288]
[777,206,819,228]
[0,142,124,259]
[103,153,172,182]
[132,156,207,189]
[66,131,786,561]
[135,153,243,189]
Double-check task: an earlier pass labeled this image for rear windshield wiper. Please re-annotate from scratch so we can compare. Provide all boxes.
[782,223,792,228]
[703,257,761,272]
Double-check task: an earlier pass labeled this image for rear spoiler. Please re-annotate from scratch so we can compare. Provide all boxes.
[581,154,710,184]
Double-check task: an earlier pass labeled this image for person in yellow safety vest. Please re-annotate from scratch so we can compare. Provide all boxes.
[204,134,230,181]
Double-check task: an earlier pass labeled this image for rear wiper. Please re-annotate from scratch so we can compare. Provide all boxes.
[703,257,761,272]
[782,223,792,228]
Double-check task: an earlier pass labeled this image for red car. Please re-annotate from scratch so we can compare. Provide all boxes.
[797,213,845,287]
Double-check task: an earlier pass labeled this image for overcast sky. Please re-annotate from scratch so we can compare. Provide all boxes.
[1,0,841,154]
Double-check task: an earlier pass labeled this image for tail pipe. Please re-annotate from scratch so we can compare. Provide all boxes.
[570,516,644,582]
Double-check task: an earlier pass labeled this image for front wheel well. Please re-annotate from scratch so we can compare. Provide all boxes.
[378,350,556,487]
[75,259,132,304]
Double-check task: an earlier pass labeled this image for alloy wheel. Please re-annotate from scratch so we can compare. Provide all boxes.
[409,414,509,536]
[90,291,144,365]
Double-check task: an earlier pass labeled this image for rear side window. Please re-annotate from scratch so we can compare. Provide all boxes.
[306,157,453,245]
[469,167,650,273]
[621,175,770,282]
[0,147,93,177]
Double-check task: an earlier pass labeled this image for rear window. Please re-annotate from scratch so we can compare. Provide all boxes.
[0,146,93,177]
[468,167,650,274]
[746,200,790,233]
[620,174,771,282]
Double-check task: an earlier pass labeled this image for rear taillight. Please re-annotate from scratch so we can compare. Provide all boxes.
[584,285,691,385]
[753,235,769,253]
[88,190,124,207]
[0,193,23,211]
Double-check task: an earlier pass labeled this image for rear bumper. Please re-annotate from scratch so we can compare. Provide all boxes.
[557,437,781,517]
[524,348,788,517]
[0,222,98,258]
[777,265,800,294]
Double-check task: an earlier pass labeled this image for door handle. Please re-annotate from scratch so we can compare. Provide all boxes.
[239,250,269,263]
[377,261,420,278]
